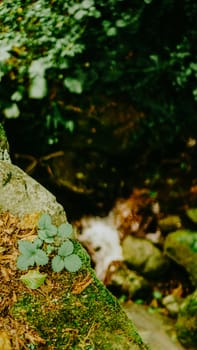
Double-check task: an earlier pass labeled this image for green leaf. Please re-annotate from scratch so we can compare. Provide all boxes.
[11,91,23,102]
[74,9,87,20]
[17,239,48,269]
[34,238,43,248]
[52,255,65,272]
[18,240,34,255]
[58,223,73,239]
[3,103,20,119]
[29,76,47,99]
[34,249,49,266]
[64,77,83,94]
[64,254,82,272]
[106,27,117,37]
[65,120,75,133]
[17,254,34,270]
[82,0,94,9]
[58,241,74,257]
[38,232,55,243]
[38,224,57,243]
[45,225,57,236]
[38,213,52,229]
[115,19,127,28]
[38,229,47,241]
[20,270,47,289]
[18,240,40,259]
[46,244,55,255]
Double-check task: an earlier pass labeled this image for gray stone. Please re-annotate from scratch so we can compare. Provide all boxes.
[164,229,197,287]
[162,294,180,317]
[106,262,151,298]
[176,289,197,348]
[0,158,149,349]
[122,235,169,278]
[0,161,67,226]
[158,215,182,232]
[124,303,187,350]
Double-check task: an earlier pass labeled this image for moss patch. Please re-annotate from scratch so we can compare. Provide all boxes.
[0,212,149,349]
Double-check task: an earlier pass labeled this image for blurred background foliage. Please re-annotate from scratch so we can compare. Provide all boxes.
[0,0,196,159]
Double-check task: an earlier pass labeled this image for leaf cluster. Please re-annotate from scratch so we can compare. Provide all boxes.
[17,213,82,274]
[1,0,197,156]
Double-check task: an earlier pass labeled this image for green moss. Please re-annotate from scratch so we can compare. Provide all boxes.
[176,289,197,347]
[12,268,149,349]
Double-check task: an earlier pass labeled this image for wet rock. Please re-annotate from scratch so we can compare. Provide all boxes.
[176,289,197,348]
[158,215,182,233]
[105,262,151,299]
[164,229,197,287]
[122,235,170,278]
[0,159,148,348]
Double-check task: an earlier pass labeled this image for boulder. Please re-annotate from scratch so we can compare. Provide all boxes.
[0,151,149,349]
[122,235,169,278]
[176,289,197,348]
[164,229,197,287]
[0,160,67,226]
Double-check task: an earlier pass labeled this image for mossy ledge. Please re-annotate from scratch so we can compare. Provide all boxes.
[11,263,150,349]
[0,214,150,350]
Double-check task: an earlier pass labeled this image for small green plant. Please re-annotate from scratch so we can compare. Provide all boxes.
[17,213,82,288]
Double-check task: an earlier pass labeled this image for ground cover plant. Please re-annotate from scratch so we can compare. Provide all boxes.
[17,213,82,289]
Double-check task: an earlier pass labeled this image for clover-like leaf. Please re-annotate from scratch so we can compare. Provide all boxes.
[57,223,73,239]
[58,241,74,257]
[52,255,65,272]
[34,237,43,248]
[17,240,38,269]
[38,224,57,243]
[64,254,82,272]
[18,240,35,255]
[34,249,49,266]
[20,270,47,289]
[38,213,52,229]
[17,240,48,270]
[17,254,35,270]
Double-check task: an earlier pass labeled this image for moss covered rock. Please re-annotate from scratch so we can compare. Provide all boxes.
[164,229,197,287]
[176,289,197,348]
[0,148,150,349]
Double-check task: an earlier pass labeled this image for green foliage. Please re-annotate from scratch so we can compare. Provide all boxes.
[37,213,57,243]
[17,239,49,270]
[17,213,82,288]
[0,0,197,154]
[20,270,47,289]
[52,239,81,273]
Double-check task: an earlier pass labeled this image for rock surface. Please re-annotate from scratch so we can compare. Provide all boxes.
[0,160,67,226]
[164,229,197,287]
[0,157,149,349]
[175,289,197,348]
[122,235,169,278]
[123,302,195,350]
